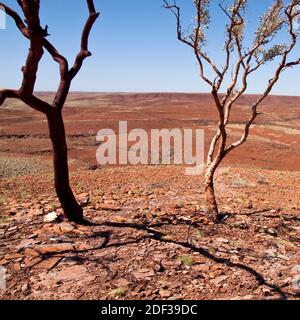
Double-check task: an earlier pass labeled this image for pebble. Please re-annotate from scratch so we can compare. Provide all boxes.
[43,211,59,223]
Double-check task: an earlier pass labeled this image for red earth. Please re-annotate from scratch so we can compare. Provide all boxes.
[0,93,299,300]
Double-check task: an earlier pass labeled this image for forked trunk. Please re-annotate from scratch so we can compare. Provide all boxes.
[46,109,83,223]
[204,165,222,223]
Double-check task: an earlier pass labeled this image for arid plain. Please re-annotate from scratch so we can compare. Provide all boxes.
[0,93,299,300]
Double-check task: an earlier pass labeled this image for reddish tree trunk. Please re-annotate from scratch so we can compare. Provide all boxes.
[0,0,99,223]
[47,109,83,223]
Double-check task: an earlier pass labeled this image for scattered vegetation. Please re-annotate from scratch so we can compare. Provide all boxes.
[178,255,194,266]
[0,157,49,178]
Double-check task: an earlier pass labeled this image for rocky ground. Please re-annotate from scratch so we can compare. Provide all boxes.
[1,93,299,300]
[0,166,299,300]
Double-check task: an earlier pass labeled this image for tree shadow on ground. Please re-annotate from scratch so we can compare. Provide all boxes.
[36,211,299,299]
[68,217,297,300]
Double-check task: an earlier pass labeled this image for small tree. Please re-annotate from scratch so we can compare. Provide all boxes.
[164,0,300,222]
[0,0,99,223]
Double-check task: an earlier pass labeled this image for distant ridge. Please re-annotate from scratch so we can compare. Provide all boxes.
[34,92,300,107]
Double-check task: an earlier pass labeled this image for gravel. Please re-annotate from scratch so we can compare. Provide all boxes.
[0,157,50,178]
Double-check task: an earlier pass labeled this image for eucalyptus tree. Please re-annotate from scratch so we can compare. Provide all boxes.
[164,0,300,222]
[0,0,99,223]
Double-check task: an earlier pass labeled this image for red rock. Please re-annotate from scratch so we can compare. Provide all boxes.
[4,253,22,260]
[159,290,171,298]
[59,223,75,233]
[77,193,90,205]
[98,204,121,211]
[16,239,36,251]
[32,256,62,270]
[24,248,40,258]
[133,268,155,280]
[39,265,95,286]
[24,256,43,268]
[27,209,44,216]
[210,275,228,286]
[33,243,75,255]
[114,278,130,287]
[192,264,210,272]
[12,262,21,272]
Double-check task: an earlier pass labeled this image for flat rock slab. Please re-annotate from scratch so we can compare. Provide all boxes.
[38,265,96,287]
[132,268,156,280]
[32,256,62,270]
[31,243,75,255]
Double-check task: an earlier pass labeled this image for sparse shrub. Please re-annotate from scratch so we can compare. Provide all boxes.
[178,255,194,266]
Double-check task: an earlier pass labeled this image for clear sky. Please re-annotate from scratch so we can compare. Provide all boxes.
[0,0,299,95]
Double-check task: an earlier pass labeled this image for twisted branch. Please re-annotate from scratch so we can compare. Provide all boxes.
[0,0,99,112]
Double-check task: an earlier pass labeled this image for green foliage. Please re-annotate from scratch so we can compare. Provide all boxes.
[193,0,211,45]
[178,255,194,266]
[254,0,284,45]
[194,229,206,238]
[256,45,287,63]
[110,288,126,298]
[0,214,10,224]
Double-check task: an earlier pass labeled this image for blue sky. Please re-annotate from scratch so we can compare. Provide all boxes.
[0,0,299,95]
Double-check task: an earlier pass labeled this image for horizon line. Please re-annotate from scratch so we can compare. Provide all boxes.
[33,91,300,98]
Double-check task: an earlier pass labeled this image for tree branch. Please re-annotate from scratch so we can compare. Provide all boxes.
[1,1,99,112]
[16,0,44,99]
[163,0,216,87]
[0,2,29,37]
[225,0,300,155]
[0,1,50,113]
[0,89,19,105]
[69,0,100,80]
[52,0,99,109]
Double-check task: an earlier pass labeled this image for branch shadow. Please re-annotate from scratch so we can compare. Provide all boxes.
[82,219,294,300]
[37,218,296,299]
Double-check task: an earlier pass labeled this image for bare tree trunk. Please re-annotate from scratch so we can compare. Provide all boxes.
[47,109,83,223]
[204,165,220,222]
[0,0,99,223]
